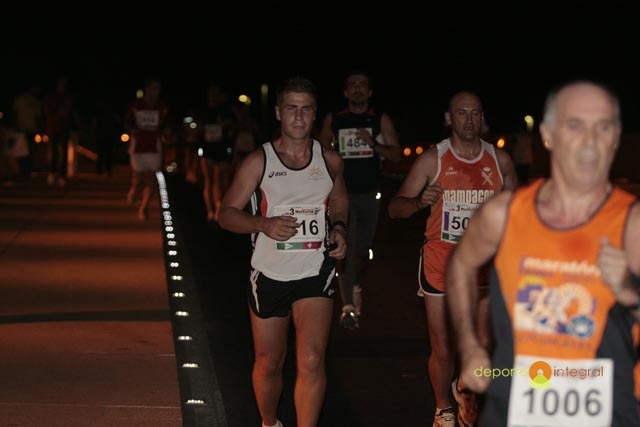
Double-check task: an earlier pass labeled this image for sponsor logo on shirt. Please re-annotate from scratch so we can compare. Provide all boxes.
[268,170,287,178]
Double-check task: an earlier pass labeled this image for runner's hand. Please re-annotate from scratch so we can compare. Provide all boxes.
[263,215,300,241]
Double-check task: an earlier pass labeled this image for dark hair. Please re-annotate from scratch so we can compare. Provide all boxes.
[275,76,317,106]
[343,68,372,88]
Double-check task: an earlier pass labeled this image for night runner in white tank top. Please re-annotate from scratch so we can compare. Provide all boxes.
[250,140,334,281]
[218,76,349,427]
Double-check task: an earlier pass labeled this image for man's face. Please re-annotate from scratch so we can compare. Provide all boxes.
[344,74,371,104]
[275,91,317,140]
[542,84,620,186]
[446,94,484,142]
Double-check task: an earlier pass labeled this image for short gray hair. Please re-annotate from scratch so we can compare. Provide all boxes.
[542,80,621,130]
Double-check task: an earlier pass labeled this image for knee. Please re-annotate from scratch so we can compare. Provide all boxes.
[254,353,284,377]
[296,351,325,377]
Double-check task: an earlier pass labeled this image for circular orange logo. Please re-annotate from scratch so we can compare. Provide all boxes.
[529,360,552,388]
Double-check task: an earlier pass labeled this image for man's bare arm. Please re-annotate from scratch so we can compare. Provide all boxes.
[446,191,511,392]
[388,149,438,219]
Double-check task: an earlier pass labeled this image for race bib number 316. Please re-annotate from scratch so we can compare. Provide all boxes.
[273,205,325,251]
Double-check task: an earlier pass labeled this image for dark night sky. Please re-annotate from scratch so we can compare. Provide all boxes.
[3,1,640,142]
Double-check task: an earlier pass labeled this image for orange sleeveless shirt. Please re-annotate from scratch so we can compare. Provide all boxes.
[495,179,636,359]
[423,138,504,291]
[482,179,640,426]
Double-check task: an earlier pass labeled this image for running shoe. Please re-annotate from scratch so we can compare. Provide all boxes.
[432,406,455,427]
[452,378,479,427]
[339,304,359,330]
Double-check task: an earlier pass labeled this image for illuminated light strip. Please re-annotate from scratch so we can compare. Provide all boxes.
[156,171,227,424]
[181,363,199,368]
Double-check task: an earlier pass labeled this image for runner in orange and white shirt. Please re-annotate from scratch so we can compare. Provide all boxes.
[447,80,640,427]
[388,91,517,427]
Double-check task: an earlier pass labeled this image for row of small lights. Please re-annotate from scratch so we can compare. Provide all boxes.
[155,171,208,409]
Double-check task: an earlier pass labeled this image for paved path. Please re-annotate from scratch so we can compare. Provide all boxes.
[0,167,183,427]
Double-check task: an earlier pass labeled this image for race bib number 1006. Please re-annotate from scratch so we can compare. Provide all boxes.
[507,355,613,427]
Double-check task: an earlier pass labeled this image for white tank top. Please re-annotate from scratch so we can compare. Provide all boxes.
[250,140,334,280]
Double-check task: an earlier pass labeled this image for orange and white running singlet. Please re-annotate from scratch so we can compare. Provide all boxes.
[482,179,640,427]
[422,138,504,292]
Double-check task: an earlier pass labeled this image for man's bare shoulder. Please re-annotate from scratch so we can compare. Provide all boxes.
[322,145,342,162]
[409,145,438,170]
[496,147,516,165]
[481,190,515,220]
[238,145,265,168]
[625,200,640,272]
[626,199,640,233]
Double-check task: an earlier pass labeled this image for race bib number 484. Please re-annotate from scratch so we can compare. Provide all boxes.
[337,128,374,159]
